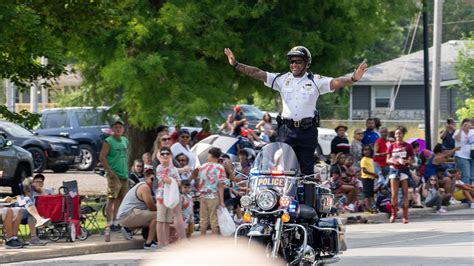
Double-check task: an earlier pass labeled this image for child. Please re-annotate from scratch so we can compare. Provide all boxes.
[142,152,153,171]
[191,147,225,235]
[360,145,377,213]
[422,176,447,213]
[375,185,393,215]
[452,168,474,208]
[180,180,194,238]
[154,147,180,247]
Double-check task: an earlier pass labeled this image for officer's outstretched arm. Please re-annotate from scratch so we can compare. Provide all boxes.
[224,48,267,82]
[330,60,368,91]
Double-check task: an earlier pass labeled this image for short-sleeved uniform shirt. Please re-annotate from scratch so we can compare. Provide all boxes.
[265,72,333,120]
[197,162,226,199]
[387,142,414,170]
[154,164,180,204]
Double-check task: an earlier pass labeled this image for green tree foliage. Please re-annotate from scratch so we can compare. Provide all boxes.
[456,98,474,120]
[67,0,416,127]
[455,32,474,99]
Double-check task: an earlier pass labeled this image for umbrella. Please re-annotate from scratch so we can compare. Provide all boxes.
[406,138,426,154]
[191,135,239,165]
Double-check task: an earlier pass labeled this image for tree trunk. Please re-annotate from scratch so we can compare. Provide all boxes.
[125,125,156,167]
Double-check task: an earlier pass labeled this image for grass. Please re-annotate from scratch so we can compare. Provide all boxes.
[18,199,107,239]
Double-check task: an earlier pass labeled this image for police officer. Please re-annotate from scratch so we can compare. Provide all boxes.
[224,46,368,205]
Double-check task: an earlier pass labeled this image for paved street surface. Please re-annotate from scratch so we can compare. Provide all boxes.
[6,208,473,266]
[0,170,106,195]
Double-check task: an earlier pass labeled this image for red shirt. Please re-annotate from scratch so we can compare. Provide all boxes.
[374,138,389,167]
[387,141,414,170]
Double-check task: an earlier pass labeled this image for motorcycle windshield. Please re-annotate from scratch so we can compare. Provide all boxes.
[252,142,300,172]
[249,142,300,197]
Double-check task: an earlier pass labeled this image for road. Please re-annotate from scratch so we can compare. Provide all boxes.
[0,170,107,196]
[6,208,473,265]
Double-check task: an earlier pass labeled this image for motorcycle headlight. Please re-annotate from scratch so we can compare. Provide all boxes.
[240,195,253,208]
[256,190,277,211]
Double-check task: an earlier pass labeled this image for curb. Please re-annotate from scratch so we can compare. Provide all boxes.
[0,237,143,264]
[341,203,469,225]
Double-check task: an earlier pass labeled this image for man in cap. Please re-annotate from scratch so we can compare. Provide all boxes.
[224,46,367,205]
[100,118,129,233]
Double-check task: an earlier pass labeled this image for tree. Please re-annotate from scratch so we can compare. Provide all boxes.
[456,98,474,120]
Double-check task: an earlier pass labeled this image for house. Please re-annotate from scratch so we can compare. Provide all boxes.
[2,66,82,112]
[349,40,469,121]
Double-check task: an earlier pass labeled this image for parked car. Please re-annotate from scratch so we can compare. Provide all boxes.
[0,120,80,173]
[35,107,113,171]
[0,134,34,195]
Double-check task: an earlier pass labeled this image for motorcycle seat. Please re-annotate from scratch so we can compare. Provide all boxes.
[299,204,317,221]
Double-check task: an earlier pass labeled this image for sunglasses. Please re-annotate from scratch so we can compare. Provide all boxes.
[161,138,171,141]
[180,135,190,139]
[289,59,305,65]
[160,152,171,156]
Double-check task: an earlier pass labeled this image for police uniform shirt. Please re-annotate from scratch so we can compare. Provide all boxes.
[264,72,333,120]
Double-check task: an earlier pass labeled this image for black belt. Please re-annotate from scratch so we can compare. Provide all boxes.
[281,117,315,129]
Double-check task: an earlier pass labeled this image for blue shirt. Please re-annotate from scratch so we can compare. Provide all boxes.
[362,129,379,146]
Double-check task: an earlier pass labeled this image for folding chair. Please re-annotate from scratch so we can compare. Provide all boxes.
[64,178,105,235]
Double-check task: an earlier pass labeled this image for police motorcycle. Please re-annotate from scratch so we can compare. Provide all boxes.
[235,142,347,265]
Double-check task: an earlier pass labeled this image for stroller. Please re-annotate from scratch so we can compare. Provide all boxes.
[35,181,88,242]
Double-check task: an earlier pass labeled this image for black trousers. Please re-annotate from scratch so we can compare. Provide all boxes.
[278,124,318,206]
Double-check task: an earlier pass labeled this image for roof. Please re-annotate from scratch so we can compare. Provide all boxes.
[351,40,468,85]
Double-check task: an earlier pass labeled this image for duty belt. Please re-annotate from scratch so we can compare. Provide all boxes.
[281,117,314,129]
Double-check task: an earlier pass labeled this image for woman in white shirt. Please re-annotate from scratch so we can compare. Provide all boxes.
[171,129,196,169]
[453,118,473,185]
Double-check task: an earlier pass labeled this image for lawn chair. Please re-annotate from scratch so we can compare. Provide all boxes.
[80,196,106,235]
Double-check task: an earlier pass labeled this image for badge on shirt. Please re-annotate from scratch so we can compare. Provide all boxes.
[304,83,312,91]
[285,79,291,87]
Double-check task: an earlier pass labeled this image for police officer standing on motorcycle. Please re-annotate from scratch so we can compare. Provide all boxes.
[224,46,368,206]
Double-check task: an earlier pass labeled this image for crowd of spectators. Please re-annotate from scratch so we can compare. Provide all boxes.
[327,117,474,223]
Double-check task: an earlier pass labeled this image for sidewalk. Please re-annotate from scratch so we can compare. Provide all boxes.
[1,233,143,264]
[1,203,469,264]
[339,203,469,224]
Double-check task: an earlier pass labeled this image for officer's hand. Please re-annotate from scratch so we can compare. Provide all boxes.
[224,48,236,66]
[353,59,368,81]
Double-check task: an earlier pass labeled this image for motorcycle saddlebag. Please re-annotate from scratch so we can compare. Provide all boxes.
[312,217,340,254]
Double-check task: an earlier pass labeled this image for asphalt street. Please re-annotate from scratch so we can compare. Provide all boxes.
[5,208,473,266]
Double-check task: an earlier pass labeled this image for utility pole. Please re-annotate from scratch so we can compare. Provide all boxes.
[40,56,48,111]
[423,0,431,150]
[5,79,16,112]
[430,0,443,147]
[30,81,38,113]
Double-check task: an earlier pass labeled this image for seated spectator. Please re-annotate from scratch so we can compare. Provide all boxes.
[129,159,144,188]
[241,121,265,148]
[424,144,460,184]
[422,177,447,214]
[440,118,456,150]
[331,125,350,163]
[180,180,194,238]
[31,174,53,196]
[0,197,24,249]
[20,177,51,228]
[375,185,392,215]
[330,152,358,212]
[194,118,212,143]
[219,114,234,135]
[452,168,474,208]
[117,169,157,249]
[237,149,252,177]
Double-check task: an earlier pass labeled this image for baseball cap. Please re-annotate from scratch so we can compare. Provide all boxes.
[233,105,241,112]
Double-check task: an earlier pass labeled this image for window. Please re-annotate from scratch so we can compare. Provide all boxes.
[42,112,70,129]
[76,110,108,127]
[372,86,392,108]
